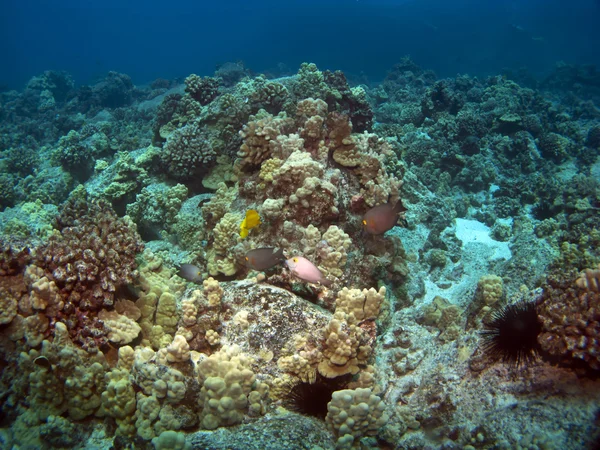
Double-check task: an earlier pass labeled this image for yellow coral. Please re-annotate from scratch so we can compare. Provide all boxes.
[321,226,353,278]
[25,265,63,315]
[269,134,304,160]
[201,182,238,227]
[318,312,369,378]
[477,275,504,306]
[180,295,198,327]
[259,157,283,184]
[166,335,190,363]
[98,310,141,344]
[100,369,137,436]
[203,277,223,308]
[326,387,388,449]
[208,213,242,276]
[152,430,191,450]
[196,345,268,429]
[205,329,220,346]
[155,292,178,335]
[237,110,292,168]
[0,287,18,325]
[335,286,386,321]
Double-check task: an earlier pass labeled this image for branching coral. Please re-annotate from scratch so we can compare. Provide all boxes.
[292,64,374,132]
[52,126,112,180]
[126,183,188,239]
[44,191,142,306]
[237,110,294,169]
[32,189,143,351]
[184,74,220,106]
[161,120,218,179]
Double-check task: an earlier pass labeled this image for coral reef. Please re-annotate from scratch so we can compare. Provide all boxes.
[1,59,600,450]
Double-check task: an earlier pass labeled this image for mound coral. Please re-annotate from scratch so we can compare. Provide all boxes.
[325,387,388,449]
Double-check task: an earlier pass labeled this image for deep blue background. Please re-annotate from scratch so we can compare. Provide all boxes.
[1,0,599,88]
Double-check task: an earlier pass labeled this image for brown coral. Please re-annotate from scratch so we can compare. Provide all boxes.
[161,120,218,179]
[32,191,144,352]
[237,110,294,169]
[39,195,143,311]
[184,74,220,106]
[537,265,600,371]
[0,239,31,276]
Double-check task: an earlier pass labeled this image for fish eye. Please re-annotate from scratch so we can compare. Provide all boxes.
[245,257,248,261]
[293,258,298,262]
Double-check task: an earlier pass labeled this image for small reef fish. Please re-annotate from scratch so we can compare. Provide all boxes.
[245,247,285,271]
[362,199,407,235]
[240,209,261,238]
[177,264,203,283]
[285,256,332,287]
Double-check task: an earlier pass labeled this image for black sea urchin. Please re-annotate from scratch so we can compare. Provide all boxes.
[285,378,349,419]
[481,299,543,367]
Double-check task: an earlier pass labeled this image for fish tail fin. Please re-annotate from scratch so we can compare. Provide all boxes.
[274,247,285,262]
[393,198,407,214]
[320,278,334,287]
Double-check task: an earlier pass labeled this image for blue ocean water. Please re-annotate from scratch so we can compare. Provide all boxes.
[2,0,600,88]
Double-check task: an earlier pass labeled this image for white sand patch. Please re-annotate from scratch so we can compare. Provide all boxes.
[454,218,511,261]
[418,218,511,307]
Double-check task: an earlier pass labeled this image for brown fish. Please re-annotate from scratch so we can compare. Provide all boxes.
[362,199,406,235]
[178,264,203,283]
[245,247,285,271]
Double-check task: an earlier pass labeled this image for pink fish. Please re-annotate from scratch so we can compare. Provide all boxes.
[285,256,332,287]
[362,199,406,235]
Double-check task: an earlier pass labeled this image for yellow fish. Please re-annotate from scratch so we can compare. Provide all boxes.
[240,209,261,238]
